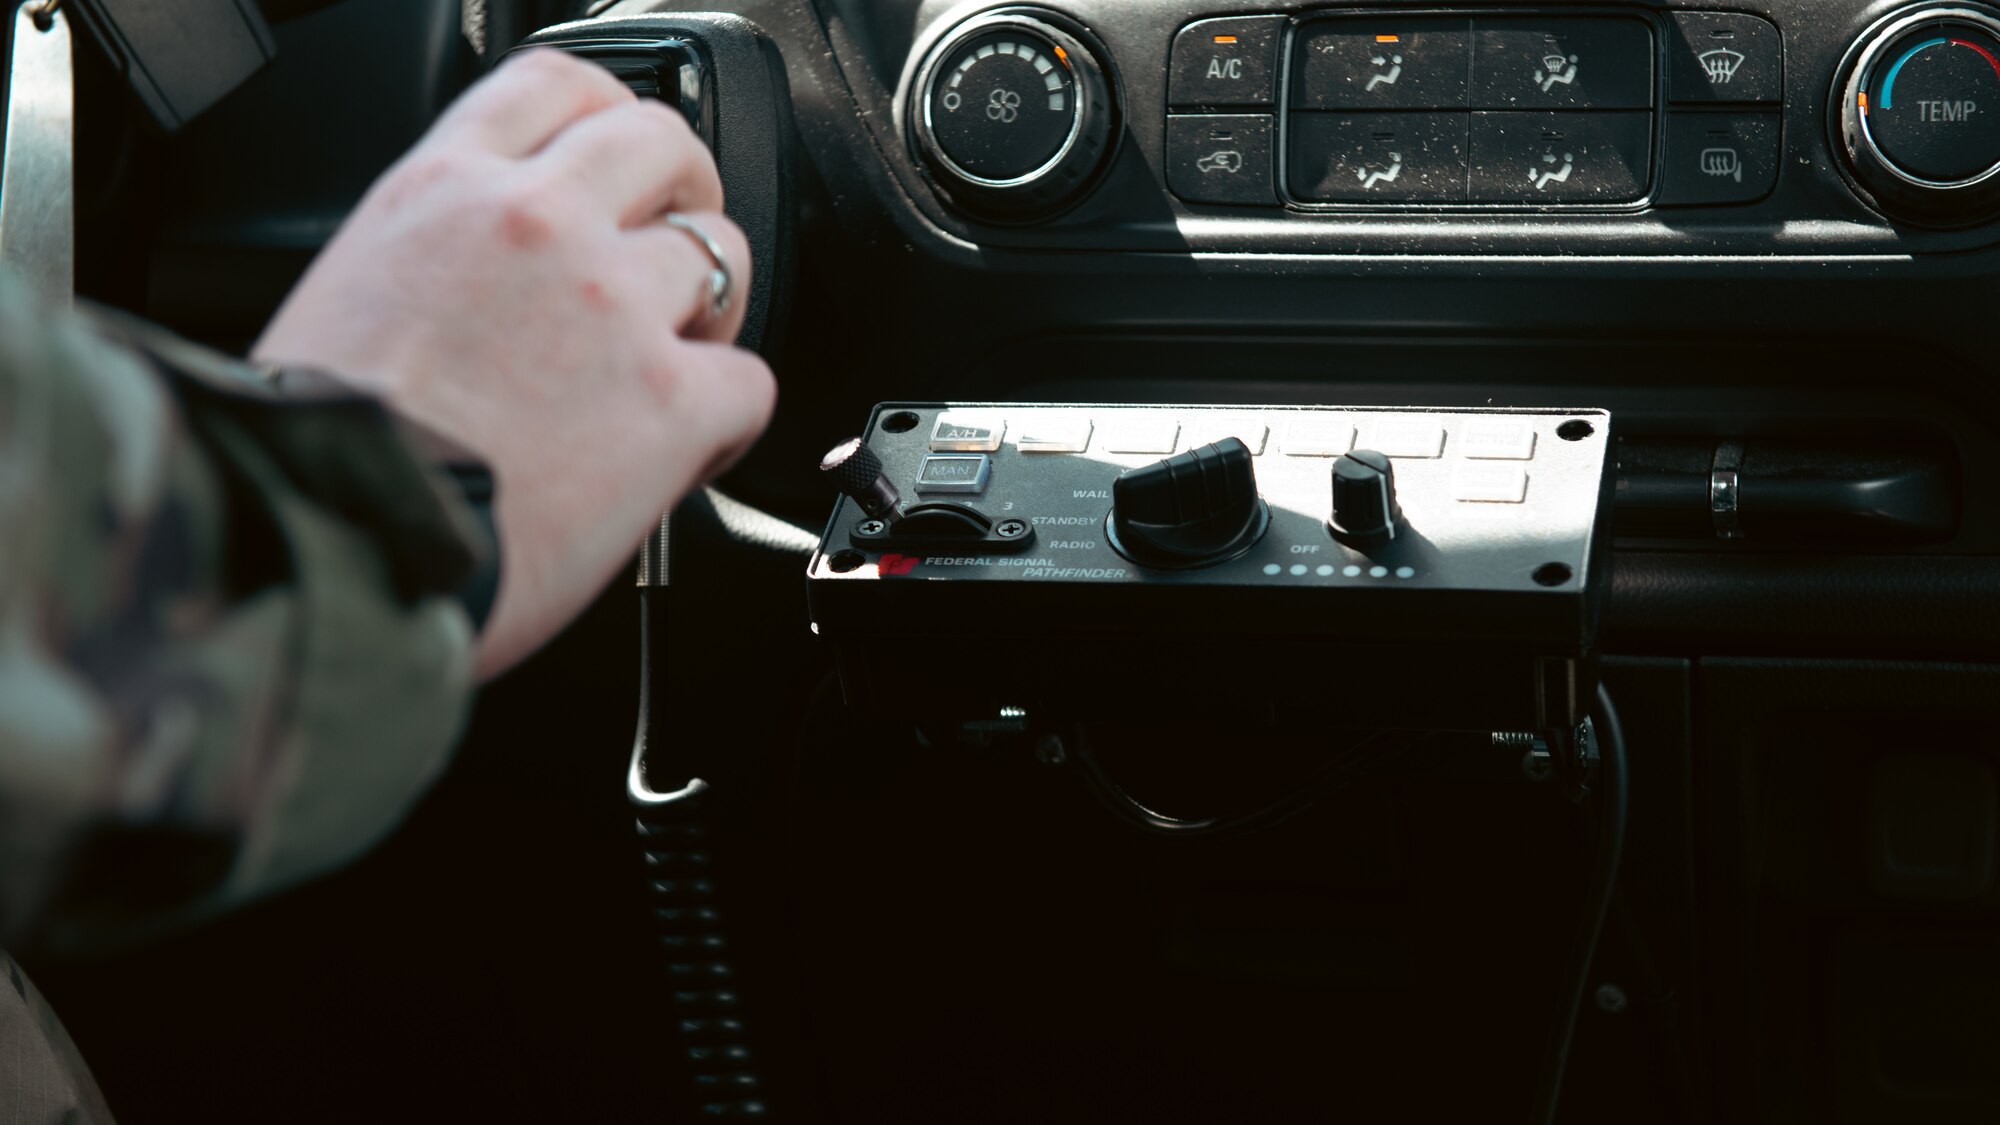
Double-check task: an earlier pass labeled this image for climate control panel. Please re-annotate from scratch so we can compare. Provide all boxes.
[1164,8,1783,210]
[886,3,2000,250]
[809,404,1614,732]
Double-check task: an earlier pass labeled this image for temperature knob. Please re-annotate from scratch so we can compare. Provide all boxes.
[1838,5,2000,222]
[908,10,1117,219]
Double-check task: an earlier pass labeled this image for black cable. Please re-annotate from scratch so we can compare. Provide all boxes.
[1071,688,1628,1121]
[1069,726,1406,841]
[631,588,771,1119]
[1530,682,1629,1125]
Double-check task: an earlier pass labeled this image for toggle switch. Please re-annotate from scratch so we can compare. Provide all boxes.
[820,437,901,522]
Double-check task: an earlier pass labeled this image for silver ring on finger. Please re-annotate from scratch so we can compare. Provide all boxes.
[661,212,733,319]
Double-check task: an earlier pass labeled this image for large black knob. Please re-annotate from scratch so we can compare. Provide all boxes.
[1107,437,1268,568]
[820,437,901,521]
[1330,450,1403,550]
[908,10,1118,220]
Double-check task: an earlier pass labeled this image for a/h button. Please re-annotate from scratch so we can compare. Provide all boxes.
[931,414,1004,451]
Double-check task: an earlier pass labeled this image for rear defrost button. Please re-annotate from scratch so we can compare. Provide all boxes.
[1658,112,1779,205]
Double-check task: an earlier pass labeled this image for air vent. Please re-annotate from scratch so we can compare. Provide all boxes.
[510,38,712,144]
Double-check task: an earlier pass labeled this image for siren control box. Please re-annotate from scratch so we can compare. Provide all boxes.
[810,403,1613,732]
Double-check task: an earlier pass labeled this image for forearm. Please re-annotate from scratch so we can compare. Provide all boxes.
[0,272,484,955]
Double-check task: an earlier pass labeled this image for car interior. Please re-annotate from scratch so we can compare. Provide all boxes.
[9,0,2000,1121]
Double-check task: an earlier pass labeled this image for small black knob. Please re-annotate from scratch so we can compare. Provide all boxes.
[1330,449,1402,549]
[1108,437,1268,568]
[820,437,900,520]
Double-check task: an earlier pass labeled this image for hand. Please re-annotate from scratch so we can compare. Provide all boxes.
[254,50,775,679]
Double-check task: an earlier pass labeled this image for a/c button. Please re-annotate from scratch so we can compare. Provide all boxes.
[1170,16,1284,107]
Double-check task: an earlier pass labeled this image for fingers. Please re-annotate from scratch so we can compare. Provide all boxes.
[631,211,752,344]
[666,339,778,483]
[536,98,724,225]
[430,50,634,158]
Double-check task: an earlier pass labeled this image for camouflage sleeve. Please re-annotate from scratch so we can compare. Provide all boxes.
[0,270,489,955]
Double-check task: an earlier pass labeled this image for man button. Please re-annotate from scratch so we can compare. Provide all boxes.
[1167,114,1277,205]
[1170,16,1285,108]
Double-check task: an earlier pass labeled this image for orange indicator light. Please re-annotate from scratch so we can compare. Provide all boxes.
[1376,34,1400,42]
[1858,92,1869,114]
[1213,34,1238,43]
[1054,45,1069,65]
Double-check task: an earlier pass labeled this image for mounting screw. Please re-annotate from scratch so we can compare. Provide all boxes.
[996,519,1028,538]
[1521,749,1554,783]
[1495,733,1554,782]
[1033,735,1066,765]
[1594,983,1628,1014]
[857,519,887,536]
